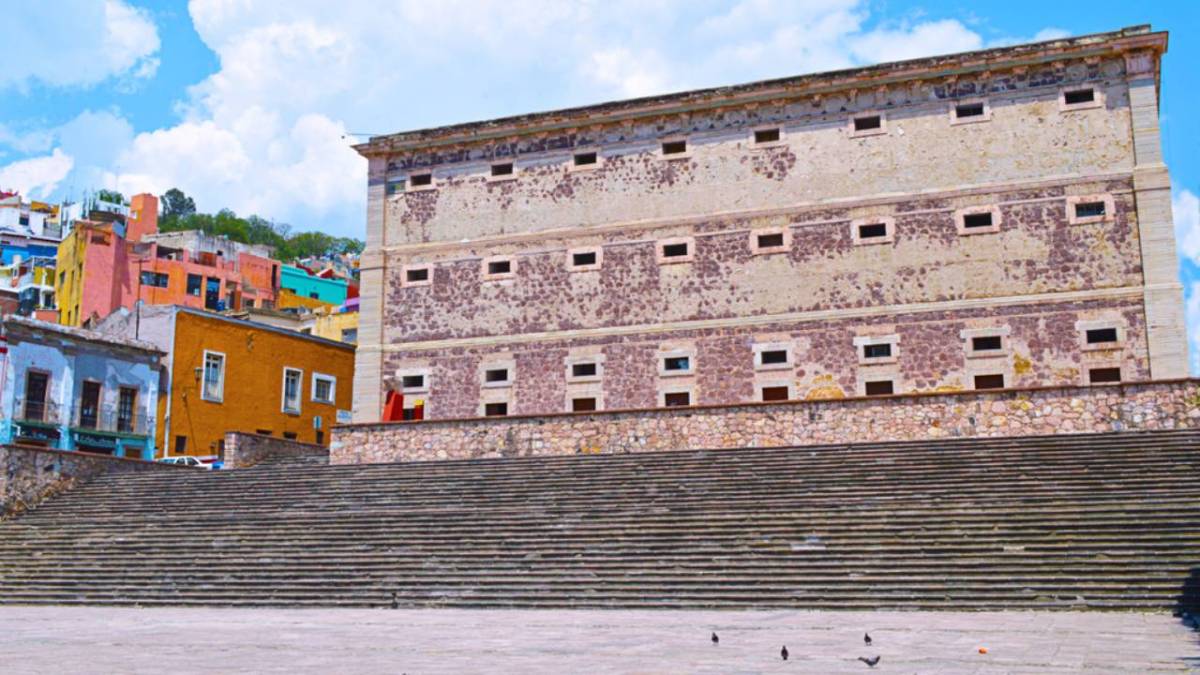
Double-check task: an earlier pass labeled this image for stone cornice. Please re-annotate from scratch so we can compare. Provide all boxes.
[356,26,1166,158]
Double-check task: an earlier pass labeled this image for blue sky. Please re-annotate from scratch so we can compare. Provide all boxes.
[3,1,1200,367]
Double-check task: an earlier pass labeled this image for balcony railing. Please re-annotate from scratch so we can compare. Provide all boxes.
[14,398,63,425]
[72,404,150,436]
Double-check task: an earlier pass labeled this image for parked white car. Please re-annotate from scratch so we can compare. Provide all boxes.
[157,456,212,469]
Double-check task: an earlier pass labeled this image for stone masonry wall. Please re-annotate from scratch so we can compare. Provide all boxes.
[222,432,330,469]
[0,445,184,519]
[331,380,1200,465]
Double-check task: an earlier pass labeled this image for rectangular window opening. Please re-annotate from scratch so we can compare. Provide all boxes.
[283,432,298,440]
[955,102,986,119]
[1075,201,1106,219]
[571,397,597,412]
[408,173,432,187]
[853,115,882,132]
[487,260,512,276]
[402,374,426,389]
[491,163,514,177]
[858,223,888,239]
[974,373,1005,390]
[863,343,892,359]
[754,128,781,144]
[571,362,598,378]
[282,368,302,413]
[174,435,187,455]
[1064,88,1095,105]
[760,349,788,365]
[1086,327,1119,344]
[573,151,597,166]
[661,242,689,258]
[571,251,597,267]
[661,140,687,155]
[972,335,1003,352]
[761,386,789,402]
[405,267,429,283]
[756,232,785,249]
[1089,367,1121,384]
[864,380,894,396]
[962,212,994,229]
[663,391,691,407]
[663,356,690,372]
[485,368,510,383]
[484,402,509,417]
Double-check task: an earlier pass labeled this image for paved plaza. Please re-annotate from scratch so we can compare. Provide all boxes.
[0,607,1197,673]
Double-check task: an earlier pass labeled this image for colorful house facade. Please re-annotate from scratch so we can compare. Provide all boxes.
[0,315,161,458]
[280,264,347,306]
[96,305,355,459]
[55,193,283,327]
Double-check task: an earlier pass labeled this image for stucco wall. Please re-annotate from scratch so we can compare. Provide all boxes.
[0,444,182,518]
[331,379,1200,465]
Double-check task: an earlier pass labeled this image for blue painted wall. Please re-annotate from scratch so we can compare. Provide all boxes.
[280,265,348,306]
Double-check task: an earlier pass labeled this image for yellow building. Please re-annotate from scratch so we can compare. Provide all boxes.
[95,305,355,458]
[311,308,359,344]
[277,288,335,312]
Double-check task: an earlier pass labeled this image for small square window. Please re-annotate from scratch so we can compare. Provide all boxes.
[573,151,598,166]
[661,140,687,155]
[858,223,888,239]
[754,128,781,144]
[663,356,690,372]
[409,173,433,188]
[863,343,892,359]
[572,251,597,267]
[663,391,691,407]
[484,402,509,416]
[488,260,511,275]
[485,368,510,383]
[662,242,689,258]
[962,212,993,229]
[1089,367,1121,384]
[761,386,789,402]
[854,115,882,132]
[1085,327,1119,344]
[1063,88,1095,105]
[756,232,784,249]
[955,102,986,119]
[405,267,429,283]
[402,374,426,389]
[972,335,1003,352]
[760,349,788,365]
[974,373,1005,390]
[1075,201,1106,219]
[572,362,597,378]
[571,397,597,412]
[864,380,894,396]
[491,162,514,177]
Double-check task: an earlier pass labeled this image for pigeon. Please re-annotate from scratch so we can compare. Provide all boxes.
[390,592,399,610]
[864,632,872,646]
[781,645,789,661]
[711,632,719,645]
[859,655,881,667]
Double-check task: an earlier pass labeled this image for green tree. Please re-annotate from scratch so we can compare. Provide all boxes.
[160,188,196,219]
[96,189,126,205]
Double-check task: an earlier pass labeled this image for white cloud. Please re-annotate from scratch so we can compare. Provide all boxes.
[0,150,75,199]
[2,0,160,90]
[90,1,1066,237]
[849,19,983,63]
[1175,189,1200,264]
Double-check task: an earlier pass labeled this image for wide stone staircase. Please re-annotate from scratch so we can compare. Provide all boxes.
[1,430,1198,610]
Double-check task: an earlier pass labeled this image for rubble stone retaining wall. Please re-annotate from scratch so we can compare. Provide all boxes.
[331,379,1200,464]
[222,432,330,469]
[1,445,181,518]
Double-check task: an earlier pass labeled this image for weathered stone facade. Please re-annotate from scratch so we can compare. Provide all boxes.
[222,432,330,469]
[351,26,1185,423]
[1,444,182,518]
[331,379,1200,464]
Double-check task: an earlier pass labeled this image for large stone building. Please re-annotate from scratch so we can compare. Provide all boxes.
[351,26,1184,423]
